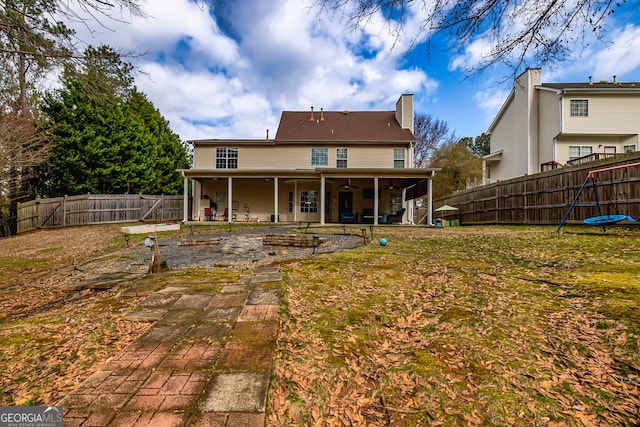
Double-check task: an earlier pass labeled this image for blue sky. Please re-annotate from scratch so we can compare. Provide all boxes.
[66,0,640,142]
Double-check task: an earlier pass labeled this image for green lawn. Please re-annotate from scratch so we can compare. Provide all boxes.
[268,226,640,426]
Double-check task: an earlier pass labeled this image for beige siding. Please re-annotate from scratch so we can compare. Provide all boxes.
[563,94,640,134]
[194,146,217,169]
[514,70,536,175]
[194,144,408,170]
[490,69,542,181]
[538,90,561,164]
[556,135,638,164]
[486,68,640,182]
[489,100,516,181]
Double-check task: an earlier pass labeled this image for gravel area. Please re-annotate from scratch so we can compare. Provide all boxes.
[125,227,365,271]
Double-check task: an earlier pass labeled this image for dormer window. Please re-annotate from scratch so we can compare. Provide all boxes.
[570,99,588,117]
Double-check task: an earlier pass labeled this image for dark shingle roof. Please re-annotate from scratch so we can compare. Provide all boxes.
[541,82,640,89]
[274,110,415,142]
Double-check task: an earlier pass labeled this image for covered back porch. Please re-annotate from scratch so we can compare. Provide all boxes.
[180,168,437,226]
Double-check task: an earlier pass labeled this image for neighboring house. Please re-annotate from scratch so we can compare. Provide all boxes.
[180,94,438,225]
[484,68,640,182]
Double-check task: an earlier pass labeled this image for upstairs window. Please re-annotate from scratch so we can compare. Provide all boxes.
[336,148,348,168]
[394,148,405,168]
[311,148,328,166]
[570,99,588,117]
[216,147,238,169]
[623,144,636,153]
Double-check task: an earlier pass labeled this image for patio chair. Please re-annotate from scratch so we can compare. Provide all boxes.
[204,207,215,221]
[362,208,373,223]
[386,207,406,224]
[340,207,357,223]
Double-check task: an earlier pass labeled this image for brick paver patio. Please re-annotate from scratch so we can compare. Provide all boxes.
[59,266,281,426]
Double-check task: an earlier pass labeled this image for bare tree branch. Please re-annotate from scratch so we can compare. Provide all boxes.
[413,113,456,168]
[314,0,637,74]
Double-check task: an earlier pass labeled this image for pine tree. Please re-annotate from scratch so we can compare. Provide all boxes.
[37,46,189,197]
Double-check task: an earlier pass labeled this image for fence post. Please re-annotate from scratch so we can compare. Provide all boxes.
[63,195,67,227]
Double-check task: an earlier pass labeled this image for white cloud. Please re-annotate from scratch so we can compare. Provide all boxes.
[474,87,511,130]
[55,0,640,144]
[590,25,640,80]
[62,0,443,141]
[449,37,493,72]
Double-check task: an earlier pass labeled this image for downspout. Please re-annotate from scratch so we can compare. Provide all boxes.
[409,142,415,168]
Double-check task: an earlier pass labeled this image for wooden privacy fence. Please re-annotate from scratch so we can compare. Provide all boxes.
[17,194,184,234]
[435,153,640,226]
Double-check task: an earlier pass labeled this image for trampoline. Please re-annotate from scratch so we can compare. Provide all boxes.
[583,214,634,226]
[557,162,640,233]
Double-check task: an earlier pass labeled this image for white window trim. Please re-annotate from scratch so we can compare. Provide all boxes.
[216,147,238,169]
[570,99,588,117]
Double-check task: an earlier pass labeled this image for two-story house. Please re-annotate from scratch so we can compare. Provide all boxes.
[179,94,437,225]
[484,68,640,182]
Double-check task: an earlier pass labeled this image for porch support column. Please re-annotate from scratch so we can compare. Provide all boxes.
[227,177,233,223]
[320,175,326,225]
[402,187,407,224]
[273,177,279,223]
[373,177,379,225]
[182,174,188,223]
[482,159,487,185]
[294,181,298,222]
[428,171,434,226]
[191,179,201,221]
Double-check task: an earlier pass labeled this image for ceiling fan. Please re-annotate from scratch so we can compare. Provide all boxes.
[342,178,359,190]
[385,180,403,190]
